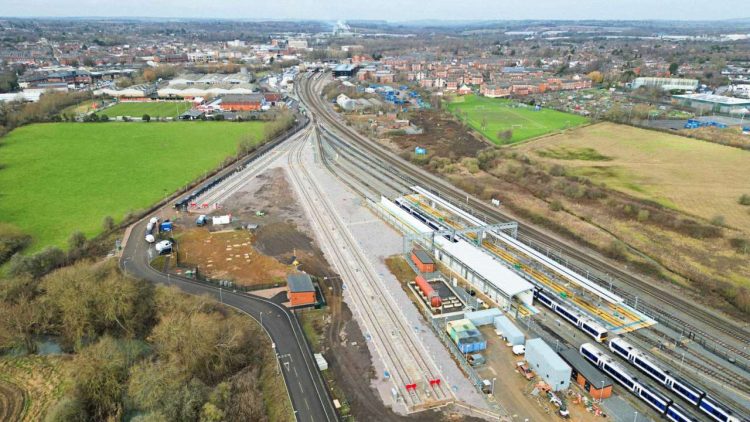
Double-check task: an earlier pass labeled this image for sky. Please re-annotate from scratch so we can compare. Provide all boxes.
[2,0,748,21]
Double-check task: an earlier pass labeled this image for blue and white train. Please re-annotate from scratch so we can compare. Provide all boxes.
[609,337,742,422]
[580,343,700,422]
[394,197,460,243]
[534,288,609,342]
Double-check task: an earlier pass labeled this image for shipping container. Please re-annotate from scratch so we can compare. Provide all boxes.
[494,315,525,346]
[447,319,487,353]
[465,308,502,326]
[411,249,436,273]
[525,338,572,391]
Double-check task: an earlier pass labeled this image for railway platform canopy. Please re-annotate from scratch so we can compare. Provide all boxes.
[406,187,656,334]
[376,196,536,311]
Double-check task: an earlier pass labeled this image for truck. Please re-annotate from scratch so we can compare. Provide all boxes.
[196,215,208,227]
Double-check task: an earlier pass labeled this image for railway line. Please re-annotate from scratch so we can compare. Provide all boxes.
[299,73,750,369]
[287,125,453,410]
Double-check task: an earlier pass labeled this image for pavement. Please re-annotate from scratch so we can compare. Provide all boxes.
[120,197,338,422]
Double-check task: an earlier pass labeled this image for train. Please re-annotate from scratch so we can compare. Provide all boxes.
[393,197,459,243]
[534,288,609,343]
[608,337,742,422]
[580,343,700,422]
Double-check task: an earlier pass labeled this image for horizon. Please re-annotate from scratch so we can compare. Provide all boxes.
[2,0,749,22]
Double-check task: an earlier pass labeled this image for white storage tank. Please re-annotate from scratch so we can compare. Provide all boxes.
[525,338,572,391]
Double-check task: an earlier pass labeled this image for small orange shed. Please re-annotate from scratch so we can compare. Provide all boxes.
[287,273,316,307]
[411,249,436,273]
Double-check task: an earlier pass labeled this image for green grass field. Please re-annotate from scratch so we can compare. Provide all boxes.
[98,101,192,118]
[0,121,267,251]
[447,95,589,144]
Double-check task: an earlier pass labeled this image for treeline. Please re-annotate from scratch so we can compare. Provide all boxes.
[0,261,285,421]
[0,90,91,136]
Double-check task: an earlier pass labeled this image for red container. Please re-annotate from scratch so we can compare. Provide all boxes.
[415,275,442,308]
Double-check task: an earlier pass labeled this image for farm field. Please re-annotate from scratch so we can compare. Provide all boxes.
[516,122,750,230]
[446,94,588,144]
[0,121,267,251]
[98,101,192,118]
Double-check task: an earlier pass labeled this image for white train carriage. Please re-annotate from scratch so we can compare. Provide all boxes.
[666,403,701,422]
[536,289,608,342]
[699,395,741,422]
[609,337,707,406]
[580,343,637,391]
[634,382,673,414]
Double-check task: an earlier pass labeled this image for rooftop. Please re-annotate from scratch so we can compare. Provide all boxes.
[559,348,613,387]
[674,93,750,105]
[287,273,315,293]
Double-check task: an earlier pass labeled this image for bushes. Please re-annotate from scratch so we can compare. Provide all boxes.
[0,223,31,265]
[8,246,66,278]
[739,194,750,206]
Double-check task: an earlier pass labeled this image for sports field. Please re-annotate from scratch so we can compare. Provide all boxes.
[0,121,267,250]
[447,95,589,144]
[98,101,192,118]
[517,122,750,230]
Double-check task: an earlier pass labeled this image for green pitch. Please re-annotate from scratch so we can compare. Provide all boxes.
[447,94,589,144]
[98,101,192,118]
[0,121,267,251]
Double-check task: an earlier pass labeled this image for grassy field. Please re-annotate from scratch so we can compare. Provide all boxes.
[447,94,588,144]
[0,121,267,251]
[98,101,192,118]
[517,122,750,230]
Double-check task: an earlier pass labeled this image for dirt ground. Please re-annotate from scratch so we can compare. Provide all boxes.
[223,167,332,278]
[382,110,489,158]
[176,228,291,287]
[476,326,607,422]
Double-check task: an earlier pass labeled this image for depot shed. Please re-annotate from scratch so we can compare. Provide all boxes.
[493,315,525,346]
[525,338,571,391]
[287,273,316,307]
[559,348,613,400]
[411,249,436,273]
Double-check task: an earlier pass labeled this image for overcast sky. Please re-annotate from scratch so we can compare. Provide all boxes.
[2,0,747,21]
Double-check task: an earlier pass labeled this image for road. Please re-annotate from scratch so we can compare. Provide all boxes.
[120,205,338,422]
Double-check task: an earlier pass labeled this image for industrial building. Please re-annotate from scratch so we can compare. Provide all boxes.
[333,64,358,78]
[464,308,502,326]
[411,249,436,273]
[673,93,750,114]
[525,338,572,391]
[287,273,317,307]
[493,315,525,346]
[631,77,699,91]
[559,348,613,400]
[219,94,264,111]
[378,196,535,311]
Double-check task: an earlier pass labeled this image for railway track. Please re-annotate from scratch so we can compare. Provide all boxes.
[287,125,452,409]
[300,73,750,367]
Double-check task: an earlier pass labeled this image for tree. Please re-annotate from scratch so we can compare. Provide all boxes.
[0,223,31,265]
[99,114,109,122]
[142,68,157,83]
[0,71,19,93]
[142,114,151,122]
[669,62,680,75]
[67,231,87,259]
[587,71,604,84]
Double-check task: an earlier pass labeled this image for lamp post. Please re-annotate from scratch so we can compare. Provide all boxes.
[491,377,496,395]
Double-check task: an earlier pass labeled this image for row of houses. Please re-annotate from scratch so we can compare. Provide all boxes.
[480,75,593,98]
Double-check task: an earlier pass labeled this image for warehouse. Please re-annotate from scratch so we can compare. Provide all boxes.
[631,77,699,91]
[287,273,317,307]
[525,338,572,391]
[673,93,750,114]
[333,64,358,78]
[559,348,613,400]
[219,93,264,111]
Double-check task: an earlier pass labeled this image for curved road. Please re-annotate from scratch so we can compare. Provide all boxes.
[120,214,337,422]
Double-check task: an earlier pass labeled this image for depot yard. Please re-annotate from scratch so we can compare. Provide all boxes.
[98,101,192,118]
[0,121,267,251]
[447,94,589,144]
[516,122,750,230]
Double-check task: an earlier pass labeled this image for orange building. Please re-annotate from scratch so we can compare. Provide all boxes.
[287,273,317,307]
[559,349,613,400]
[220,94,263,111]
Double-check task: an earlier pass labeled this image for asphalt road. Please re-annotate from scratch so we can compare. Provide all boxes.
[120,218,338,422]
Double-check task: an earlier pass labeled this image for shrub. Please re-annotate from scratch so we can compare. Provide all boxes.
[710,215,725,227]
[739,194,750,206]
[8,246,67,278]
[0,223,32,265]
[637,209,650,222]
[142,114,151,122]
[606,240,628,261]
[729,238,750,254]
[549,164,566,177]
[549,200,563,212]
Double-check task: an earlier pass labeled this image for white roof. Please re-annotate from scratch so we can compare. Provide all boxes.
[438,237,533,298]
[380,197,533,300]
[674,93,750,105]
